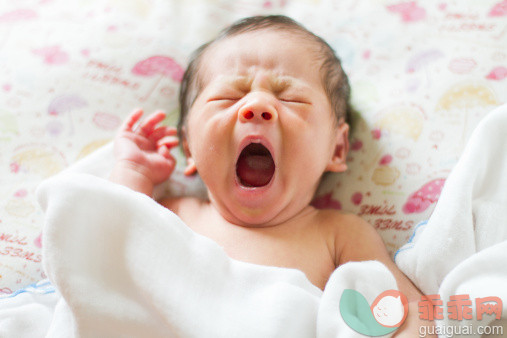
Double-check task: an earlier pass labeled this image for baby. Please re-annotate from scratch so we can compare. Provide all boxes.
[110,15,430,336]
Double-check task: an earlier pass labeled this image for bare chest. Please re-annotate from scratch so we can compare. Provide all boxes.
[177,205,336,290]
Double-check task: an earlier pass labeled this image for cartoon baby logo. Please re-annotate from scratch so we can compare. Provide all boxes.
[340,289,408,336]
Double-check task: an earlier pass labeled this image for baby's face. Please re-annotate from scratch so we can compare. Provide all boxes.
[185,30,348,226]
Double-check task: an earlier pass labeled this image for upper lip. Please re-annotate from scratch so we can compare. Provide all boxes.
[236,134,276,164]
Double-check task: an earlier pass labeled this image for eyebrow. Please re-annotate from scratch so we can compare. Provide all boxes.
[228,76,252,92]
[216,74,301,93]
[271,77,294,93]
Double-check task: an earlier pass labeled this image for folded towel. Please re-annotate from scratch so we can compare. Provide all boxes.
[1,170,400,337]
[395,103,507,336]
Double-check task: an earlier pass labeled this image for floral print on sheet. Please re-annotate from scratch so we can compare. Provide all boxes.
[0,0,506,291]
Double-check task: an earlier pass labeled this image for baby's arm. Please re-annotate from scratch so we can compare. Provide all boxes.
[336,214,435,337]
[109,109,179,196]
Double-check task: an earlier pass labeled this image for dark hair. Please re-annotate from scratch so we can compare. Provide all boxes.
[177,15,352,141]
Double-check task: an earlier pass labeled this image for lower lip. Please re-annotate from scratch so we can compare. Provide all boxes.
[233,169,277,201]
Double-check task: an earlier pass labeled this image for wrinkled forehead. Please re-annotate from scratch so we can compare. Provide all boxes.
[196,29,324,90]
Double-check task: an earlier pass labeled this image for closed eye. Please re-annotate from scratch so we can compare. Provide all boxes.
[207,97,241,103]
[206,97,241,106]
[279,98,311,105]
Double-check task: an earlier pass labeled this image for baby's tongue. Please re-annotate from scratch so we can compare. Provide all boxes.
[236,154,275,187]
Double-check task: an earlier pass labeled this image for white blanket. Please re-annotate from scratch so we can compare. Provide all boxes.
[4,104,505,338]
[395,104,507,337]
[0,168,399,336]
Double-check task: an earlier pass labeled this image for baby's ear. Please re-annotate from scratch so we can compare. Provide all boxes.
[325,122,349,173]
[181,127,197,176]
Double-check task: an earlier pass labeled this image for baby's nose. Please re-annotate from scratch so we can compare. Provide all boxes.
[241,110,272,121]
[238,98,277,124]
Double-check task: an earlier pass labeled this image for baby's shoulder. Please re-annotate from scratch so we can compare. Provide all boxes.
[313,208,386,264]
[314,208,371,235]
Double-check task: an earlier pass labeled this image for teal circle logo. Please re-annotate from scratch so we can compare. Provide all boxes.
[339,289,408,336]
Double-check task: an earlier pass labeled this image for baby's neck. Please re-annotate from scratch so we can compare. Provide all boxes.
[205,198,317,229]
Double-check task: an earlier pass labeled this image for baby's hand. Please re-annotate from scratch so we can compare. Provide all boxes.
[113,108,179,187]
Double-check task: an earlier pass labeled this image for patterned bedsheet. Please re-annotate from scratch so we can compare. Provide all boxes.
[0,0,506,293]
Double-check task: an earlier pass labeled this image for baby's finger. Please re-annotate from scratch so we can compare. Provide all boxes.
[138,110,166,137]
[157,136,179,149]
[157,145,176,162]
[121,108,144,132]
[149,125,177,143]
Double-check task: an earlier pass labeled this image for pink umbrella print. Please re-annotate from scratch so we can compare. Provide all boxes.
[486,66,507,81]
[48,94,88,135]
[386,1,427,22]
[0,9,38,22]
[131,55,184,101]
[488,0,507,17]
[402,178,445,214]
[406,49,445,73]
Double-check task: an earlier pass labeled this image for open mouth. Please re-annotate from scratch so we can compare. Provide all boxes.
[236,143,275,188]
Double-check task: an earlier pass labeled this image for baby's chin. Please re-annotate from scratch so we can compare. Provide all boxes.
[208,183,315,228]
